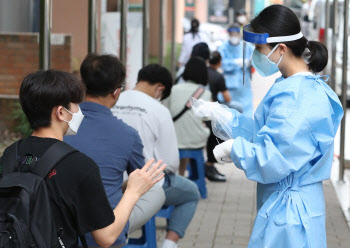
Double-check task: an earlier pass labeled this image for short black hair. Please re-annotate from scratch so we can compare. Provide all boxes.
[188,18,200,37]
[191,18,199,28]
[210,51,222,65]
[236,9,247,16]
[80,54,126,97]
[183,57,208,86]
[191,42,210,61]
[19,70,85,130]
[137,64,173,100]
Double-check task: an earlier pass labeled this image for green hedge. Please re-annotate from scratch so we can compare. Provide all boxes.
[12,102,32,138]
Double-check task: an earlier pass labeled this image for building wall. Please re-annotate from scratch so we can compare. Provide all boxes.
[0,33,72,131]
[166,0,185,44]
[194,0,208,23]
[149,0,165,56]
[52,0,101,71]
[176,0,186,43]
[52,0,207,60]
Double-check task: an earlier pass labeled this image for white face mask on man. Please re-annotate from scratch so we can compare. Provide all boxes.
[229,37,240,46]
[155,86,164,101]
[237,15,247,25]
[61,106,84,136]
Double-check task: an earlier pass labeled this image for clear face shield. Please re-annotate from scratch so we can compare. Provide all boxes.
[226,26,250,88]
[242,24,304,84]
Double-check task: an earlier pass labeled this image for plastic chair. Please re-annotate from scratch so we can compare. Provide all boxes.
[179,149,207,199]
[124,217,157,248]
[124,207,174,248]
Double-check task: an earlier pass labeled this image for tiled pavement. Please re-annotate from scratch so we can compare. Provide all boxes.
[153,163,350,248]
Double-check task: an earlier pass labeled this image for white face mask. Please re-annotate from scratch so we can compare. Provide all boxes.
[62,106,84,136]
[230,37,240,45]
[155,86,163,101]
[237,16,247,24]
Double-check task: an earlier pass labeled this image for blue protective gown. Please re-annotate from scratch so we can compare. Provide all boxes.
[226,74,343,248]
[218,40,254,117]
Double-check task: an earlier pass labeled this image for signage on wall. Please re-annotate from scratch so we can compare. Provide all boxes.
[185,0,195,11]
[100,12,142,90]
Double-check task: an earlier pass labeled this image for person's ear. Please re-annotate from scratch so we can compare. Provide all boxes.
[113,88,122,98]
[279,44,288,55]
[55,106,66,122]
[157,84,165,91]
[155,83,165,100]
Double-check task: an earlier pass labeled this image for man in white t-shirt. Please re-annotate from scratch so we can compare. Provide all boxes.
[112,64,200,248]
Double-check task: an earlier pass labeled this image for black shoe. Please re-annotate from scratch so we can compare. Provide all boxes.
[213,165,225,177]
[205,166,226,182]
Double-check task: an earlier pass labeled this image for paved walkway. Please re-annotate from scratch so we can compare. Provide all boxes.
[153,163,350,248]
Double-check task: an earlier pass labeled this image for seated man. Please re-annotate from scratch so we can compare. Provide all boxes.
[112,64,200,248]
[0,69,165,248]
[64,55,166,247]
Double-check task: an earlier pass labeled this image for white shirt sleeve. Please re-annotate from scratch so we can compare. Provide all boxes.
[179,32,212,66]
[178,34,191,66]
[199,32,211,49]
[154,109,179,174]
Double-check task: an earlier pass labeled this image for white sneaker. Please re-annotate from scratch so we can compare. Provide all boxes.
[161,239,178,248]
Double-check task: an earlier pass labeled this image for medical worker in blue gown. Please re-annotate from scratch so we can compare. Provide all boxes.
[213,5,344,248]
[218,24,254,117]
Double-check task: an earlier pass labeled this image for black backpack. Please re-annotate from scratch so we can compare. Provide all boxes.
[0,140,87,248]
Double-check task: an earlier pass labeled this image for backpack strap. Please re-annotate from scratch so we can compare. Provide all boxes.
[79,235,88,248]
[32,142,86,246]
[173,87,205,122]
[3,140,83,246]
[31,141,77,179]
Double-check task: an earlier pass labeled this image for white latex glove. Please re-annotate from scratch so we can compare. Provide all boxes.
[213,139,234,164]
[190,98,213,120]
[234,58,244,68]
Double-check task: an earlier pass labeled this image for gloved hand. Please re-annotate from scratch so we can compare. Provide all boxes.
[213,139,234,164]
[191,98,213,120]
[234,58,244,68]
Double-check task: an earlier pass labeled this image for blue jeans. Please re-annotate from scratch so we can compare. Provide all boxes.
[162,173,200,238]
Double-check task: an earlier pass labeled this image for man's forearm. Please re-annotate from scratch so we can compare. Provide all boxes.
[91,159,166,248]
[91,189,139,247]
[111,189,139,235]
[223,90,232,103]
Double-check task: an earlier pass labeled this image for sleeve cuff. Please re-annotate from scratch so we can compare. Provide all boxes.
[230,137,245,170]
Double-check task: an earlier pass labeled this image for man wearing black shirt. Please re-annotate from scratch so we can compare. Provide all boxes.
[0,70,165,248]
[206,52,232,182]
[208,51,231,103]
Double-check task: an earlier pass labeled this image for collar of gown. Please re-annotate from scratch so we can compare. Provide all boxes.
[276,71,315,83]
